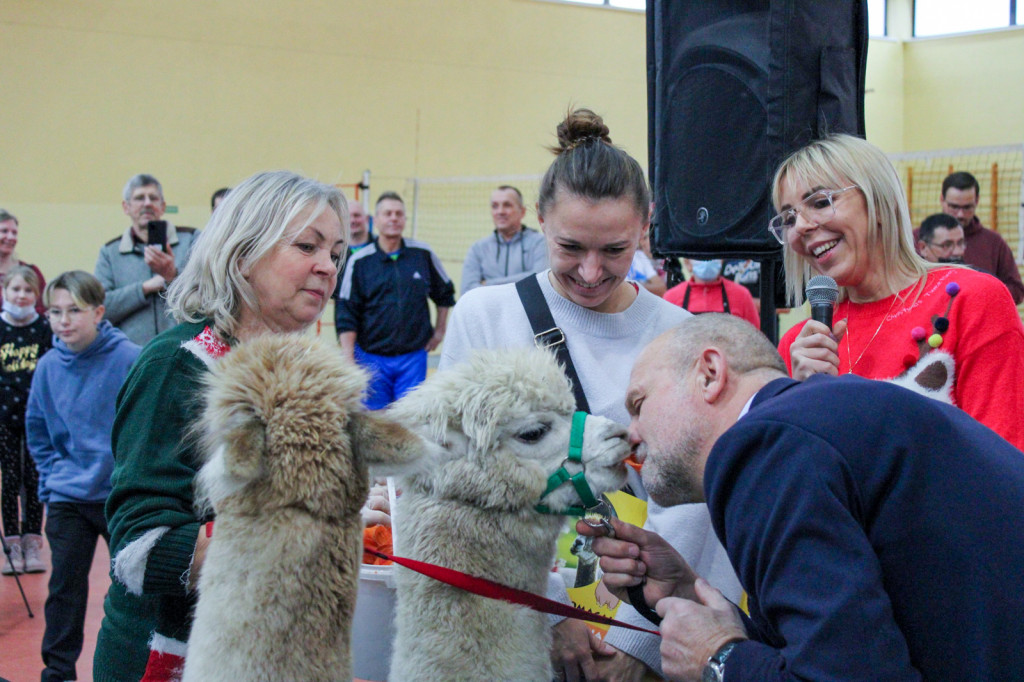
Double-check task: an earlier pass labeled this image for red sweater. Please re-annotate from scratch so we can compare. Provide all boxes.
[664,277,760,327]
[780,267,1024,450]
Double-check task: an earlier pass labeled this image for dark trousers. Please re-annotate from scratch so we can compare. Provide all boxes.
[41,502,109,682]
[0,422,43,537]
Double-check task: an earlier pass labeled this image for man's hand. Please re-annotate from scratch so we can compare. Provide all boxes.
[424,327,445,352]
[788,318,847,380]
[551,618,613,681]
[576,517,699,607]
[657,579,747,682]
[338,331,357,363]
[145,243,177,282]
[141,275,167,296]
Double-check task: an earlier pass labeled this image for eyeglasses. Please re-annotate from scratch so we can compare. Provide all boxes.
[46,306,95,322]
[768,185,859,244]
[925,238,966,252]
[942,200,976,214]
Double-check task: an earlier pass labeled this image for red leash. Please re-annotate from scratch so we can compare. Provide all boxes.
[366,549,661,637]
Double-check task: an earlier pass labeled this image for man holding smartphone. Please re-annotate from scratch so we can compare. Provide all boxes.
[94,174,199,346]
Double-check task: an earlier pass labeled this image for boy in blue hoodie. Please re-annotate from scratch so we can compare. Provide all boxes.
[27,271,140,682]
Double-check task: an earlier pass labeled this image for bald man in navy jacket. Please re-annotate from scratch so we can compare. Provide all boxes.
[582,313,1024,682]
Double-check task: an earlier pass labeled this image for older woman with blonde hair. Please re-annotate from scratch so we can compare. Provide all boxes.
[775,134,1024,449]
[93,170,348,682]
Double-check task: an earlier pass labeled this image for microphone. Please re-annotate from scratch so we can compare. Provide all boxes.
[806,275,838,330]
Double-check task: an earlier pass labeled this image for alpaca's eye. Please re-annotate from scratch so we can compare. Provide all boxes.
[515,423,550,444]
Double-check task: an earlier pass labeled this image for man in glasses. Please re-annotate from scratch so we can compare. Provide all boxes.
[94,174,200,345]
[916,213,966,264]
[940,171,1023,303]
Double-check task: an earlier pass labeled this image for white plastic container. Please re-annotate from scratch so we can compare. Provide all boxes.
[352,478,400,682]
[352,563,396,681]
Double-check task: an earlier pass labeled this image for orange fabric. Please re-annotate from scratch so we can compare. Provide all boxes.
[362,524,393,565]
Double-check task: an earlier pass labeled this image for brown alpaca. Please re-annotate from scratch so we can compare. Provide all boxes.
[182,334,431,682]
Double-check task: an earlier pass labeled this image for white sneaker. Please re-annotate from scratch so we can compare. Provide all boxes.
[2,536,23,575]
[22,533,46,573]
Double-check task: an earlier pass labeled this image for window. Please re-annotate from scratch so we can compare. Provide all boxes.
[915,0,1019,36]
[543,0,644,10]
[868,0,887,36]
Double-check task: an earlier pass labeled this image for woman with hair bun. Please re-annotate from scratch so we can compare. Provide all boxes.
[440,108,741,681]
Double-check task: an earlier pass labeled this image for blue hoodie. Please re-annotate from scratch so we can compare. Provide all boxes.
[26,320,141,504]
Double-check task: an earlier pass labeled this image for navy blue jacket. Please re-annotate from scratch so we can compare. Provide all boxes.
[706,374,1024,681]
[335,237,455,356]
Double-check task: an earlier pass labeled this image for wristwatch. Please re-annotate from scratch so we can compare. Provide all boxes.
[701,641,740,682]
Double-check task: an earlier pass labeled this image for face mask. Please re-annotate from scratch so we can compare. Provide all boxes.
[938,257,965,264]
[2,299,35,321]
[691,260,723,281]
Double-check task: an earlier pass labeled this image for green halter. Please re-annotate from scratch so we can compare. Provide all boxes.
[535,411,603,517]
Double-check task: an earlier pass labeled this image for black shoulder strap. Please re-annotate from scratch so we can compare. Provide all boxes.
[516,276,591,413]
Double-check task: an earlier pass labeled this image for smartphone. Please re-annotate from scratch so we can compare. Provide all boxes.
[147,220,168,251]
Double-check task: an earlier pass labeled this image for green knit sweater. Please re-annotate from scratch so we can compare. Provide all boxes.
[93,320,222,682]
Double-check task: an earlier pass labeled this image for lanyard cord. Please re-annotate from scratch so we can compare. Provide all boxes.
[494,228,527,276]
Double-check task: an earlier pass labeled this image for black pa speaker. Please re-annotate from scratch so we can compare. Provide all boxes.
[648,0,868,259]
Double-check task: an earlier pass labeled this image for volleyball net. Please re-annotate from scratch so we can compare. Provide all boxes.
[396,146,1022,306]
[888,144,1024,264]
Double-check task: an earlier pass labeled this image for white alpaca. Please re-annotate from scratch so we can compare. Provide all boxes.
[387,348,630,681]
[182,334,432,682]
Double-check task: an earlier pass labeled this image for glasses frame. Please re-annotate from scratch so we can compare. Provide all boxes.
[768,185,860,245]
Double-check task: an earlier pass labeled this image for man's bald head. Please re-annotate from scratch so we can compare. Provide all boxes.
[347,198,370,245]
[641,314,786,382]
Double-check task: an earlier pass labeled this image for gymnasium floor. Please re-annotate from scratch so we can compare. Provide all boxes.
[0,538,108,682]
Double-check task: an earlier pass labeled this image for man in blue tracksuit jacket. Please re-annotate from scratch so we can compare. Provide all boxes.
[335,191,455,409]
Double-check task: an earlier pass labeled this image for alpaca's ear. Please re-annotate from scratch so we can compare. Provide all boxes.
[221,415,267,481]
[348,412,438,477]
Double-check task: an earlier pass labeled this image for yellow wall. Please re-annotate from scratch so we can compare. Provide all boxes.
[1,0,648,277]
[2,0,1022,285]
[902,28,1024,150]
[863,37,905,153]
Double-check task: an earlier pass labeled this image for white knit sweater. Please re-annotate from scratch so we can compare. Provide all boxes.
[439,271,743,676]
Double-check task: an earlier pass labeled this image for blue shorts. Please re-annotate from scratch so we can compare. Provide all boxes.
[354,346,427,410]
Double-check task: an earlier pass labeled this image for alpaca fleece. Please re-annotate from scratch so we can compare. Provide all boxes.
[387,348,629,681]
[182,334,430,682]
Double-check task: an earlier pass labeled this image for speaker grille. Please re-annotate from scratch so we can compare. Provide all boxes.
[662,58,768,241]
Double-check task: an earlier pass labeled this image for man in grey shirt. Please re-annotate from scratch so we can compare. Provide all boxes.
[94,174,199,346]
[460,185,547,294]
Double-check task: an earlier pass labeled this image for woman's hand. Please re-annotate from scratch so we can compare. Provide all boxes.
[361,482,391,527]
[187,523,213,591]
[788,318,847,379]
[550,618,613,682]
